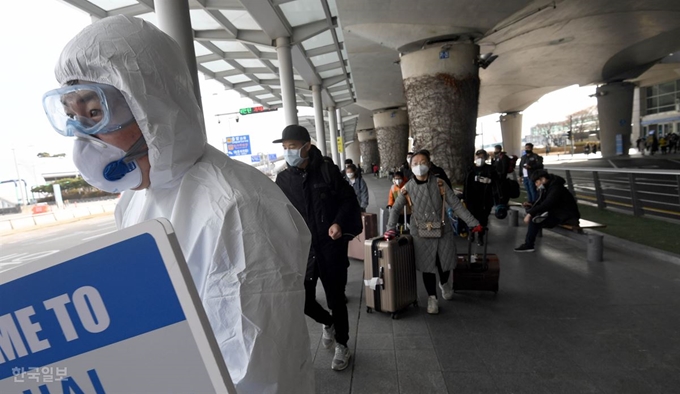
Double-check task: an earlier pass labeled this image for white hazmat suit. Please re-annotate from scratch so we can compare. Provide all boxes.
[55,15,314,393]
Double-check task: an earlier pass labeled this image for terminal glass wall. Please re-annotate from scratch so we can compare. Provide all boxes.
[645,79,680,115]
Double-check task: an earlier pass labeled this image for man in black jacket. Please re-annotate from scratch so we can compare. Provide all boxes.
[274,125,362,371]
[514,170,580,252]
[491,145,511,180]
[518,143,544,205]
[464,150,502,246]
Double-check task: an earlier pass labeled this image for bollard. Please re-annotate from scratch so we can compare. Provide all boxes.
[587,234,604,262]
[507,209,518,227]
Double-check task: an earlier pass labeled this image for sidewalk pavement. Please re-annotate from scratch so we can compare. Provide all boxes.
[0,199,117,235]
[309,174,680,394]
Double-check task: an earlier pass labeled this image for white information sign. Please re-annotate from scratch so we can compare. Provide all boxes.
[0,219,235,393]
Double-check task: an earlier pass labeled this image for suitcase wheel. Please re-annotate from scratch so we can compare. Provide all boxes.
[412,300,418,307]
[366,307,373,314]
[391,313,399,320]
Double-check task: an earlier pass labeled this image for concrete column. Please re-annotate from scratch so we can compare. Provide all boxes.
[400,42,480,184]
[596,82,635,157]
[155,0,202,109]
[346,141,360,166]
[312,85,326,156]
[337,108,346,165]
[276,36,298,126]
[632,86,641,141]
[328,107,339,165]
[357,129,379,172]
[374,108,409,172]
[499,112,523,157]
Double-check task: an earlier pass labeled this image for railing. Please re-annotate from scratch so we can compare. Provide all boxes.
[544,166,680,221]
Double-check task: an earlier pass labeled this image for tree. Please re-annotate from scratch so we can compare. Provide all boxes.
[532,121,566,145]
[568,106,598,141]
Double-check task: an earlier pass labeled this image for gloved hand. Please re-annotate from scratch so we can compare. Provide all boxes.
[384,229,397,240]
[471,225,485,233]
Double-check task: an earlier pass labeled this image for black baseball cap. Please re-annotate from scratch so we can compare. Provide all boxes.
[273,125,311,143]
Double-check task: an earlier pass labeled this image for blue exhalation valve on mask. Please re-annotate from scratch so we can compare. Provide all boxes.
[103,159,138,181]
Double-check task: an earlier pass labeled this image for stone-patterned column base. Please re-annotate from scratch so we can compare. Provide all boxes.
[374,108,409,172]
[401,42,480,184]
[358,130,380,171]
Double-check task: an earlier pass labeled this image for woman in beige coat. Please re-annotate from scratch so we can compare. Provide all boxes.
[386,151,483,314]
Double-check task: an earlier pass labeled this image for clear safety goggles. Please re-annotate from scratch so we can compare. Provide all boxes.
[42,83,135,137]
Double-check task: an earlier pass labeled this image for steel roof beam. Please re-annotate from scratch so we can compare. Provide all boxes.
[332,94,352,102]
[291,18,337,45]
[58,0,107,19]
[336,99,355,108]
[322,74,349,88]
[192,0,244,10]
[212,67,273,78]
[327,85,350,93]
[316,60,348,73]
[238,0,340,108]
[320,0,352,98]
[108,3,149,17]
[194,29,271,46]
[305,43,343,58]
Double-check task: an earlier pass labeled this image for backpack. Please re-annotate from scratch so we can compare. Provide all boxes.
[506,155,518,174]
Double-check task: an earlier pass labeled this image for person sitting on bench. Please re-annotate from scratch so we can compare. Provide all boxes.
[515,170,580,253]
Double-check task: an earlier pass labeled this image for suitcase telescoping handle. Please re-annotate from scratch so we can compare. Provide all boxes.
[466,228,488,269]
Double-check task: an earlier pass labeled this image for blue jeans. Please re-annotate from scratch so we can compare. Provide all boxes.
[523,177,537,203]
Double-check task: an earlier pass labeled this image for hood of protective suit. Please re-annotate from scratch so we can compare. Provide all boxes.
[54,15,206,189]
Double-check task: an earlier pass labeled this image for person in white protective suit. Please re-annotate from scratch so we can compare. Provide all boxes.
[42,15,314,394]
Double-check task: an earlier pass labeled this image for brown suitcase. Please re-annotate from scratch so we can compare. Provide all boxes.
[348,213,378,260]
[364,235,418,319]
[453,231,500,293]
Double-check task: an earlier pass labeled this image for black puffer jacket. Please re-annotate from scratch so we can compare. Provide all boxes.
[276,145,363,252]
[527,174,580,225]
[463,164,502,214]
[518,152,544,179]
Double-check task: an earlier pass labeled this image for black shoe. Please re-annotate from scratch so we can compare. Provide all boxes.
[477,239,484,247]
[514,244,535,253]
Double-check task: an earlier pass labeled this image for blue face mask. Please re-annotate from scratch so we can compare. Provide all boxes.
[284,143,308,167]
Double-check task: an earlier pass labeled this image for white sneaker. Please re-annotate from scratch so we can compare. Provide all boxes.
[439,281,454,300]
[427,295,439,314]
[332,343,351,371]
[322,325,335,349]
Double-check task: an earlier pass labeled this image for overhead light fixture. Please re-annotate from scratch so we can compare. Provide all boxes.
[476,53,498,69]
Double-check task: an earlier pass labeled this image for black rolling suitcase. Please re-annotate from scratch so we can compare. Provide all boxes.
[453,230,500,293]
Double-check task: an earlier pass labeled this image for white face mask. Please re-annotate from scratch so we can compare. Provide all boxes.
[412,164,429,177]
[73,133,144,193]
[347,172,355,179]
[284,143,308,167]
[475,158,484,167]
[393,179,403,186]
[537,184,545,190]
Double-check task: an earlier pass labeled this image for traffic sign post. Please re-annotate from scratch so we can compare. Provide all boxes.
[0,219,235,394]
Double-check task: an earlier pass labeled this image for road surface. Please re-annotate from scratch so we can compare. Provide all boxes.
[0,215,116,273]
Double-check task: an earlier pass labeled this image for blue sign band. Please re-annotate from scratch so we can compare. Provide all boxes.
[0,234,186,379]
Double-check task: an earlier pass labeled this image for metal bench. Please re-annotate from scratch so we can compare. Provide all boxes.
[545,219,607,262]
[505,205,607,262]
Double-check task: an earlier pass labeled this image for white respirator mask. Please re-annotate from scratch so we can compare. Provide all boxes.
[72,133,146,193]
